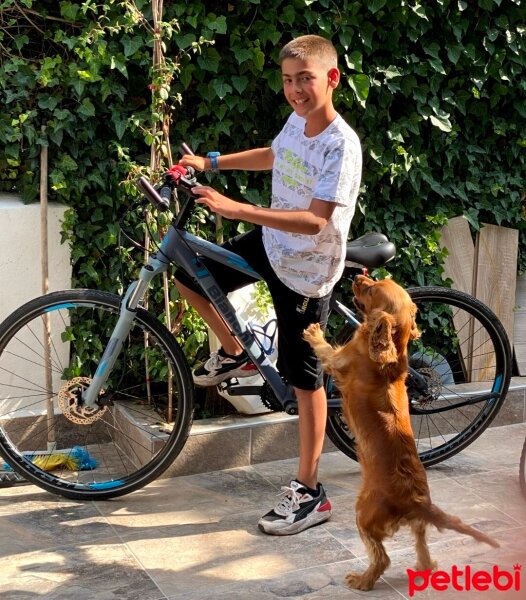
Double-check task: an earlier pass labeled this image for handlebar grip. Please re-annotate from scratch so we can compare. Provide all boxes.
[180,142,195,156]
[136,176,169,212]
[158,185,172,210]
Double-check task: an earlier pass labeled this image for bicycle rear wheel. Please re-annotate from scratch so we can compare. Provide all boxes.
[0,289,194,499]
[326,286,512,467]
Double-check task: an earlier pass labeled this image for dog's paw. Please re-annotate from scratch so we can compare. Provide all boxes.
[415,559,438,571]
[303,322,322,344]
[345,572,376,591]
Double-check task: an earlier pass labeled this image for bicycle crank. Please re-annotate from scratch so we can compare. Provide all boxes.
[58,377,108,424]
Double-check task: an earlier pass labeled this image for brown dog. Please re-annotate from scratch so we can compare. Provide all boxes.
[304,275,499,591]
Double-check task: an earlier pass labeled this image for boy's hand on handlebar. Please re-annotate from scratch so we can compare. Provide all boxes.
[179,154,209,172]
[192,185,240,219]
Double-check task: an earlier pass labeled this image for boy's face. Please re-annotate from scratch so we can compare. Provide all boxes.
[281,57,339,119]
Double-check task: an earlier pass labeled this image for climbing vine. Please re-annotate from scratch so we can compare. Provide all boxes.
[1,0,525,361]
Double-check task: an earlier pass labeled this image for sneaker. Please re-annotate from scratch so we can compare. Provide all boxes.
[258,480,332,535]
[192,348,257,386]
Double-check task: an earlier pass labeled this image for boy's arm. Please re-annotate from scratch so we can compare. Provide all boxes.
[180,147,274,172]
[192,186,335,235]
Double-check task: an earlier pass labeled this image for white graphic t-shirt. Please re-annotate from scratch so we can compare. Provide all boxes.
[263,111,362,298]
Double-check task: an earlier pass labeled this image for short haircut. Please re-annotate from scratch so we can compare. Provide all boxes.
[279,35,337,70]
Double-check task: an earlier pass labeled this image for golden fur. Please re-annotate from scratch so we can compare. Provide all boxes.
[304,275,499,591]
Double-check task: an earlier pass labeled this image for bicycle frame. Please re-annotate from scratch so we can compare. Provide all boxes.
[80,166,428,414]
[80,223,292,411]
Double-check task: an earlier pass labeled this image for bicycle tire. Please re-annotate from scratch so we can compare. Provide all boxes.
[0,289,194,499]
[325,286,512,467]
[520,436,526,500]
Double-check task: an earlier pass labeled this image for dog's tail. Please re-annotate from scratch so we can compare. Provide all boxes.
[418,503,500,548]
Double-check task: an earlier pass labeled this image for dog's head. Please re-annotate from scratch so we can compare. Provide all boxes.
[352,275,420,366]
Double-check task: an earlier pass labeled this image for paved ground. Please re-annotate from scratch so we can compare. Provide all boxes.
[1,422,525,599]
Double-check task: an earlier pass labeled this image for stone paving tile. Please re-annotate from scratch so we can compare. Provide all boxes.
[448,467,526,526]
[383,526,526,600]
[125,510,356,598]
[93,466,275,535]
[0,488,116,558]
[0,422,524,599]
[165,558,406,599]
[0,540,165,600]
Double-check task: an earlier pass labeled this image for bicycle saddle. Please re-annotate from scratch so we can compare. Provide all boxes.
[345,232,396,269]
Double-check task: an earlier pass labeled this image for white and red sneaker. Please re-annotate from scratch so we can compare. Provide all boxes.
[192,348,257,387]
[258,480,332,535]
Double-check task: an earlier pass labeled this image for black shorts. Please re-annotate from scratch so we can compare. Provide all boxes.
[174,227,331,390]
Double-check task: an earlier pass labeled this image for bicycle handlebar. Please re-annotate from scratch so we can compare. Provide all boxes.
[136,141,200,228]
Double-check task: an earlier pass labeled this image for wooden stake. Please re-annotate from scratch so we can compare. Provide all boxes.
[40,127,56,450]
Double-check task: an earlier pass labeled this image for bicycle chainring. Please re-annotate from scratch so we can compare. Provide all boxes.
[58,377,108,425]
[260,381,284,412]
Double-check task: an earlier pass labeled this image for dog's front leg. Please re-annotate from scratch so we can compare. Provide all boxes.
[303,323,336,373]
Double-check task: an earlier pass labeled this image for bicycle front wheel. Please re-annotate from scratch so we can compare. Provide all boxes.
[0,289,194,499]
[326,286,512,467]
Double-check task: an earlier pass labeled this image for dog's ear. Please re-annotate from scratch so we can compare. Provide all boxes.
[368,310,398,365]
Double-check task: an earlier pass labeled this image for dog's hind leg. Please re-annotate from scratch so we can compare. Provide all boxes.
[411,519,437,571]
[346,531,390,591]
[346,518,391,591]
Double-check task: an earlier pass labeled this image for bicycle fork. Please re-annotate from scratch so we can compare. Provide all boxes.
[81,254,170,409]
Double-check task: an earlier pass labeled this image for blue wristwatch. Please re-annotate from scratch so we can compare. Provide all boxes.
[207,151,220,172]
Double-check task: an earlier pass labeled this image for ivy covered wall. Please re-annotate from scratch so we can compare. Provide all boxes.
[1,1,525,335]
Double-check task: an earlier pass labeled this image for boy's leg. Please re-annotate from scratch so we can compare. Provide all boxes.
[175,280,243,356]
[295,385,327,490]
[257,284,333,535]
[173,228,265,385]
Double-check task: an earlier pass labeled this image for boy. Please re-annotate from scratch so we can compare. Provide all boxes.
[176,34,362,535]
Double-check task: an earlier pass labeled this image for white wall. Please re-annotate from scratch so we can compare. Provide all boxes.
[0,193,72,321]
[0,194,72,416]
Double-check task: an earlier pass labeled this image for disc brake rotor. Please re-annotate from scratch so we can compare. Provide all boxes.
[58,377,108,425]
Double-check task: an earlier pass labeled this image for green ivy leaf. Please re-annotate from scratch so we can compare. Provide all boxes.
[197,49,220,72]
[368,0,387,14]
[344,51,363,72]
[347,74,370,107]
[180,64,195,89]
[78,98,96,118]
[231,75,249,94]
[175,33,195,49]
[429,114,452,132]
[233,47,252,64]
[265,70,282,93]
[447,45,462,64]
[122,35,144,58]
[251,47,265,71]
[213,80,233,99]
[206,15,227,34]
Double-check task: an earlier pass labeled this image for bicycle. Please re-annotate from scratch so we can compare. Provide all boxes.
[0,151,512,500]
